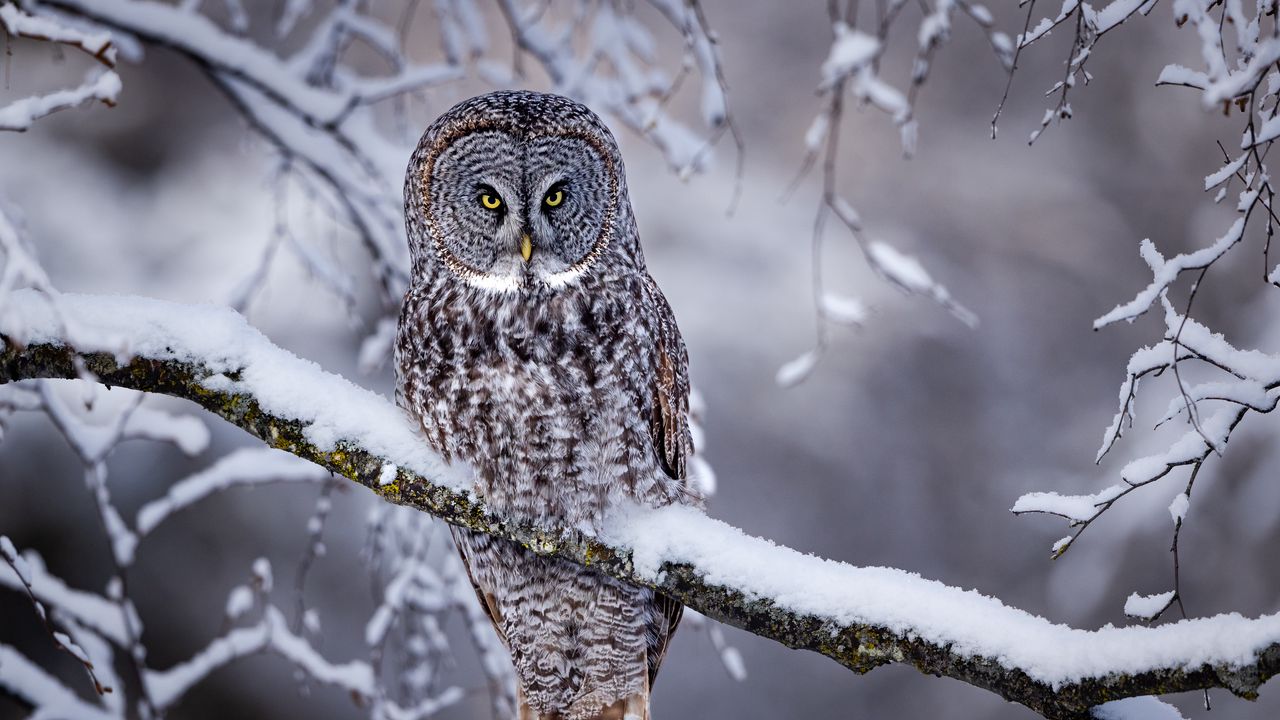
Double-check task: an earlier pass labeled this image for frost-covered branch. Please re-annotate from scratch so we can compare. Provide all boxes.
[0,377,476,718]
[3,291,1279,720]
[780,1,996,385]
[0,4,121,132]
[1011,0,1280,630]
[20,0,738,368]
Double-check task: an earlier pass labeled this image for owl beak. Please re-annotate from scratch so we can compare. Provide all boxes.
[520,233,533,263]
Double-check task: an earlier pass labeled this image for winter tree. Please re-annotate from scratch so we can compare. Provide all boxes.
[2,1,1279,719]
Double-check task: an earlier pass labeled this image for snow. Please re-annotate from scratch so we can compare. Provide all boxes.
[1124,591,1175,620]
[1092,697,1187,719]
[821,26,879,85]
[967,4,994,25]
[380,463,399,486]
[1255,113,1280,147]
[1013,485,1123,523]
[0,70,122,132]
[1020,17,1055,47]
[122,405,209,455]
[136,447,328,535]
[918,1,954,49]
[52,631,91,664]
[1098,299,1280,463]
[1020,407,1232,523]
[1204,39,1280,109]
[853,70,910,121]
[602,502,1280,686]
[225,586,254,619]
[867,241,978,328]
[1123,409,1230,483]
[803,113,829,152]
[0,549,128,644]
[689,456,717,497]
[358,316,397,373]
[54,0,348,123]
[1090,0,1146,33]
[7,291,1278,696]
[830,196,862,231]
[1156,63,1208,89]
[1158,379,1274,425]
[1094,218,1245,329]
[252,558,274,593]
[775,350,819,388]
[0,535,31,585]
[719,646,747,681]
[274,0,309,38]
[0,290,457,490]
[868,241,931,289]
[1168,493,1189,524]
[821,294,867,326]
[0,5,116,62]
[144,605,372,708]
[1204,154,1245,190]
[0,644,114,720]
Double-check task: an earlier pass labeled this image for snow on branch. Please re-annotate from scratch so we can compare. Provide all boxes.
[1009,0,1280,633]
[3,290,1279,720]
[0,3,115,65]
[0,68,122,132]
[780,1,995,385]
[0,4,121,132]
[27,0,739,349]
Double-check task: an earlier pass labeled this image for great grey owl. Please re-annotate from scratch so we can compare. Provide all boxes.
[394,91,696,720]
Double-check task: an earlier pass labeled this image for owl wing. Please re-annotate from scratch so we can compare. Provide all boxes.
[640,275,693,686]
[646,277,693,484]
[449,526,509,645]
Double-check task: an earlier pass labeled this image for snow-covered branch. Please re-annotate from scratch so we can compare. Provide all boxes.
[0,4,121,132]
[780,1,995,385]
[22,0,737,356]
[3,290,1278,720]
[1007,0,1280,632]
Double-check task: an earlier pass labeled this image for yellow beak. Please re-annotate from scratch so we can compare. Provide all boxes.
[520,233,532,262]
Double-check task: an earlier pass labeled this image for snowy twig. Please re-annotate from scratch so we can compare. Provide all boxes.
[1,536,113,696]
[1007,3,1280,645]
[29,0,738,370]
[780,1,988,385]
[4,291,1280,720]
[0,5,122,132]
[0,68,122,132]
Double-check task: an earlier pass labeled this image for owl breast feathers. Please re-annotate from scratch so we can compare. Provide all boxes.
[394,91,697,720]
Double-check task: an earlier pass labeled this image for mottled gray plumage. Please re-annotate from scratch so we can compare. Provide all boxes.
[394,91,696,720]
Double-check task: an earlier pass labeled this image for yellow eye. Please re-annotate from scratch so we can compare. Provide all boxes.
[544,189,564,207]
[480,193,502,210]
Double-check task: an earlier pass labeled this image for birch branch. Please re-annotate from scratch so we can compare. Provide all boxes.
[2,291,1279,720]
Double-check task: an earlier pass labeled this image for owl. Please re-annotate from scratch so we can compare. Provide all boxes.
[394,91,697,720]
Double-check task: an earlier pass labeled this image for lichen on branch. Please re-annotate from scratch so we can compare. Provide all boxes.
[3,292,1280,720]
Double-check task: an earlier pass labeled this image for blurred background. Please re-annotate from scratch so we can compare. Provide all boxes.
[2,1,1278,718]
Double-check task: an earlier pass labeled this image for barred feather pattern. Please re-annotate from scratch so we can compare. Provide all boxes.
[395,91,695,720]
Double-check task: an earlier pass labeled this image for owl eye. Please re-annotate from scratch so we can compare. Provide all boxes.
[544,188,565,208]
[479,192,503,210]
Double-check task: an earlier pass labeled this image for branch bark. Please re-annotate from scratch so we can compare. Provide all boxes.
[2,306,1279,720]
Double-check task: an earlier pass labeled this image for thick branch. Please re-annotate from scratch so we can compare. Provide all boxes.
[3,292,1280,720]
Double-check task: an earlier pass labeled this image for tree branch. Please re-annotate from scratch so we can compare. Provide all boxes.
[2,291,1279,720]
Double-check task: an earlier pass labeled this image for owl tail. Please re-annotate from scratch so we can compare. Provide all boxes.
[516,689,650,720]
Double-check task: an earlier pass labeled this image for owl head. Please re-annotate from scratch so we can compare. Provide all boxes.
[404,91,638,292]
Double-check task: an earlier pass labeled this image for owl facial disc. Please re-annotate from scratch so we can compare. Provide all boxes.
[417,120,619,294]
